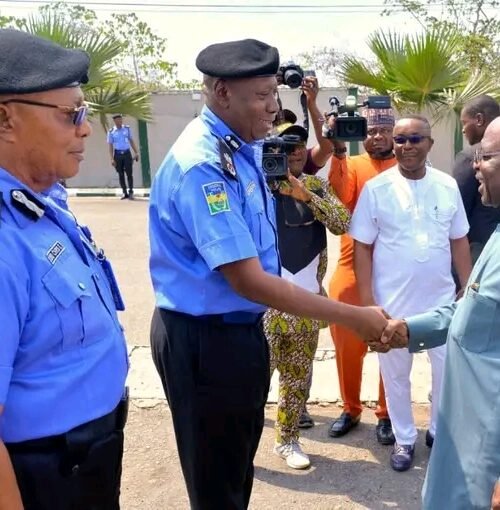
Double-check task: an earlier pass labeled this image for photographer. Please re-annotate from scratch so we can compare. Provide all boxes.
[265,120,350,469]
[326,107,397,444]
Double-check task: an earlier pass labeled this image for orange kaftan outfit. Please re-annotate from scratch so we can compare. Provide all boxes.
[328,153,396,419]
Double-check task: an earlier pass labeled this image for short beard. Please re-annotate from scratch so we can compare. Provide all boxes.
[369,148,394,160]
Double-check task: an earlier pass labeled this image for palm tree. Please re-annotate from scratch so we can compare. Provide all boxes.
[339,28,500,119]
[21,13,152,130]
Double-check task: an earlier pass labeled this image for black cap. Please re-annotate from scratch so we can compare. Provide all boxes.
[273,109,298,126]
[275,122,308,142]
[112,113,123,119]
[0,29,90,95]
[196,38,279,79]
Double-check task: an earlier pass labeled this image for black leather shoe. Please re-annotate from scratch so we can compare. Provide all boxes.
[376,418,395,445]
[390,443,415,472]
[425,430,434,448]
[328,412,360,438]
[298,408,314,429]
[120,193,129,200]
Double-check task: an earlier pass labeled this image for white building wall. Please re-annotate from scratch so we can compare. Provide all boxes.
[67,88,460,188]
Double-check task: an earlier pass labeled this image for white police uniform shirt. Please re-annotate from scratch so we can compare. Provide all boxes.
[0,169,128,442]
[350,165,469,317]
[149,105,280,316]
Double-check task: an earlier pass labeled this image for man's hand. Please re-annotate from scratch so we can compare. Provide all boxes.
[352,306,388,344]
[381,319,409,349]
[111,159,116,167]
[134,154,139,162]
[301,76,319,106]
[279,173,312,203]
[491,480,500,510]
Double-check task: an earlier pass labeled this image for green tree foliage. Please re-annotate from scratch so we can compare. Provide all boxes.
[18,11,153,128]
[383,0,500,76]
[27,2,200,91]
[102,13,178,89]
[339,29,499,117]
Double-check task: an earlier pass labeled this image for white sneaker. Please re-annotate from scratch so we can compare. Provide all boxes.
[273,440,311,469]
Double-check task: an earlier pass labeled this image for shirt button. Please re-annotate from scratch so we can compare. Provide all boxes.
[78,282,86,290]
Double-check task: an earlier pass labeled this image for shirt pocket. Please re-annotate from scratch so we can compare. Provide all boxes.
[42,259,91,351]
[425,204,455,247]
[450,289,496,353]
[245,192,271,250]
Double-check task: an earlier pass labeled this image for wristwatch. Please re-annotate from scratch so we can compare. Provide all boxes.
[333,146,347,155]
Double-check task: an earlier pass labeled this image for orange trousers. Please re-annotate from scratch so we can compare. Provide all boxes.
[329,269,388,420]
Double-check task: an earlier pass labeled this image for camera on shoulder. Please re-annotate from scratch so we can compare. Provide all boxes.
[262,134,302,181]
[276,61,316,89]
[323,95,391,142]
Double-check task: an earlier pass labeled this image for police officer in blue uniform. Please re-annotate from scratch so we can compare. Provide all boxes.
[149,38,389,510]
[0,29,128,510]
[107,113,139,199]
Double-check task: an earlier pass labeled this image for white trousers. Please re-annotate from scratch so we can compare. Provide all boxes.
[378,345,446,445]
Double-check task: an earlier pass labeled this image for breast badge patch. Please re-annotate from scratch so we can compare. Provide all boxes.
[202,182,231,215]
[46,241,65,264]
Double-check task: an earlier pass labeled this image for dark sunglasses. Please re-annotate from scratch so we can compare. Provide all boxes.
[0,99,89,126]
[393,134,429,145]
[474,148,500,164]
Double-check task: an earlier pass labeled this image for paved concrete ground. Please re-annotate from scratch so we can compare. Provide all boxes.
[70,197,434,509]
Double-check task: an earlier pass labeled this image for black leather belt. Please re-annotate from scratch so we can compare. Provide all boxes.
[114,149,130,155]
[198,311,264,325]
[166,309,263,325]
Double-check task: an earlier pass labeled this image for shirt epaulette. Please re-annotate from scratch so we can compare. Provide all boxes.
[10,189,45,221]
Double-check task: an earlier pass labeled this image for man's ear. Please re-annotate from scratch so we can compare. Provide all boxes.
[213,79,231,109]
[476,112,485,126]
[0,105,15,141]
[429,137,435,150]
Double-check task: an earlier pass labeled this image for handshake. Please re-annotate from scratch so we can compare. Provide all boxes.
[354,306,409,353]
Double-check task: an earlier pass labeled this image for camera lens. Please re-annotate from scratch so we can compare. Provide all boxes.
[263,157,278,173]
[344,123,357,135]
[284,70,303,89]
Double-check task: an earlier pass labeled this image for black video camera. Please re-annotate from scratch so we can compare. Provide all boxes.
[262,134,302,181]
[276,61,315,89]
[323,95,392,142]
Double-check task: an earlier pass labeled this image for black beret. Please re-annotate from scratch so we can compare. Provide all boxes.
[112,113,123,119]
[0,29,90,95]
[196,39,279,79]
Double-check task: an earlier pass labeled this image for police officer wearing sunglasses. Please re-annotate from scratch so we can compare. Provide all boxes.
[0,29,129,510]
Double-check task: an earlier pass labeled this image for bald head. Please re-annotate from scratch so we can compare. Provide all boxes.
[482,116,500,152]
[461,95,500,145]
[476,117,500,208]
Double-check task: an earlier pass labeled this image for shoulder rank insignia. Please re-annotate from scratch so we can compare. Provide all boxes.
[224,134,242,152]
[218,137,237,179]
[11,189,45,221]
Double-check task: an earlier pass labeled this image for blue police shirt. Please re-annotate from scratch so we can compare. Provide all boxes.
[0,169,129,442]
[149,105,280,315]
[107,125,133,151]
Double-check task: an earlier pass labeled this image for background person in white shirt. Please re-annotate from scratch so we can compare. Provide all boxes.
[350,115,472,472]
